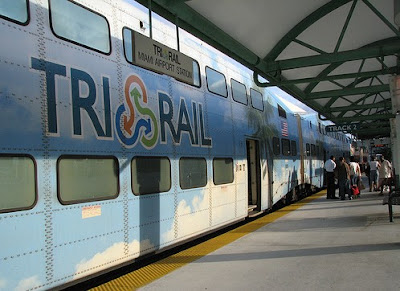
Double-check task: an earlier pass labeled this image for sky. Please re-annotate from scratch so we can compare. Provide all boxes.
[269,86,315,114]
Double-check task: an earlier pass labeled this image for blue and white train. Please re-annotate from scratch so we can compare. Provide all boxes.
[0,1,351,290]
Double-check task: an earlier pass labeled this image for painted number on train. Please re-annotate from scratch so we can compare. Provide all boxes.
[30,57,212,148]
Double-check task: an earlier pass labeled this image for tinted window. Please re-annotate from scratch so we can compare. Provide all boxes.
[273,137,280,155]
[58,156,118,204]
[250,89,264,111]
[281,138,291,156]
[132,157,171,195]
[0,156,36,213]
[231,79,247,105]
[180,158,207,189]
[291,140,297,156]
[311,144,316,156]
[50,0,110,54]
[213,158,234,185]
[306,143,311,156]
[278,104,287,118]
[206,67,227,97]
[0,0,28,24]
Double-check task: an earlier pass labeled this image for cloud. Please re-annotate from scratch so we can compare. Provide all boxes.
[74,239,154,279]
[15,276,41,291]
[163,192,210,243]
[0,278,6,289]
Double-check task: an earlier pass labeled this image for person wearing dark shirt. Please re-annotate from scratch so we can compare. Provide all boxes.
[335,157,352,200]
[324,156,337,199]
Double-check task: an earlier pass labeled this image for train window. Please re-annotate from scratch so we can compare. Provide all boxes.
[0,0,29,25]
[316,145,320,156]
[306,143,311,156]
[272,137,280,155]
[206,67,228,97]
[291,140,297,156]
[0,156,36,213]
[49,0,111,54]
[250,88,264,111]
[311,144,316,156]
[57,156,119,205]
[131,157,171,195]
[122,27,201,87]
[231,79,248,105]
[278,104,287,118]
[213,158,234,185]
[179,158,207,189]
[281,139,291,156]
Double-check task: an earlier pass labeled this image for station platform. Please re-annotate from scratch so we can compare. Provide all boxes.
[91,180,400,291]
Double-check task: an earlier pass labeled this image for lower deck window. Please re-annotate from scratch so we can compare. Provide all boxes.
[213,158,234,185]
[131,157,171,195]
[58,156,119,204]
[180,158,207,189]
[0,156,36,213]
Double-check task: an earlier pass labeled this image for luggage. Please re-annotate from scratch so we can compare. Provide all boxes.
[351,185,360,197]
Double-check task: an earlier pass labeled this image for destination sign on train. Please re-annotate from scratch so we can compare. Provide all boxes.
[132,31,195,85]
[325,124,359,132]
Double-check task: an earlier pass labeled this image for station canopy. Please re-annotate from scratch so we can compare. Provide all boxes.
[135,0,400,140]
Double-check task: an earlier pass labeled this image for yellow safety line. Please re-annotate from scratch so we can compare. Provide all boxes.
[91,190,326,291]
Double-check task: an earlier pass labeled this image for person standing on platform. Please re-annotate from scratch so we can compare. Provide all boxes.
[377,155,392,195]
[335,157,352,200]
[324,156,337,199]
[349,156,361,187]
[369,156,380,191]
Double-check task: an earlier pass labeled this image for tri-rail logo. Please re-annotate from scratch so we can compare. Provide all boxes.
[31,58,212,148]
[115,75,159,148]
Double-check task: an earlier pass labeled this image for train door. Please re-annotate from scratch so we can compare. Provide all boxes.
[247,139,261,215]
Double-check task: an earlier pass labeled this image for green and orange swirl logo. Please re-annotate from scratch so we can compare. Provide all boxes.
[115,75,158,148]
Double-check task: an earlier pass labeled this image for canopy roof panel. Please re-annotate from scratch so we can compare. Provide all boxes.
[134,0,400,139]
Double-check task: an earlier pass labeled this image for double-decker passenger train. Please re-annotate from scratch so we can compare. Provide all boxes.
[0,1,351,290]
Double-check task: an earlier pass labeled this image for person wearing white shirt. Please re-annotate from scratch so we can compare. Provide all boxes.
[324,156,337,199]
[369,156,380,191]
[377,156,392,195]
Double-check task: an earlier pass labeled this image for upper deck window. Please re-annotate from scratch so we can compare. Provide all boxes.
[49,0,111,54]
[250,88,264,111]
[231,79,248,105]
[281,138,291,156]
[272,137,280,155]
[206,67,228,97]
[0,0,29,24]
[278,104,287,118]
[0,155,36,213]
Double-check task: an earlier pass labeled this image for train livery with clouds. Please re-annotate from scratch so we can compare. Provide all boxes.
[0,1,351,290]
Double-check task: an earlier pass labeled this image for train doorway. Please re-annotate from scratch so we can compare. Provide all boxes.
[246,139,261,215]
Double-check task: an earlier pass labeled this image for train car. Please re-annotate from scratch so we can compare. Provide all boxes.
[0,1,351,290]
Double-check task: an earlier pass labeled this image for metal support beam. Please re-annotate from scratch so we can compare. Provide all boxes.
[260,42,400,73]
[332,113,395,122]
[258,67,397,87]
[307,84,389,99]
[326,100,391,112]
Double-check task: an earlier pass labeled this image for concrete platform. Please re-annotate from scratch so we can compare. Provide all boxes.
[139,184,400,291]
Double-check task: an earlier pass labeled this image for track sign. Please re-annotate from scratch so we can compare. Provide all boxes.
[325,124,359,132]
[131,31,195,85]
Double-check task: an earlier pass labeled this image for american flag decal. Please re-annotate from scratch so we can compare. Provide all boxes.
[281,120,288,137]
